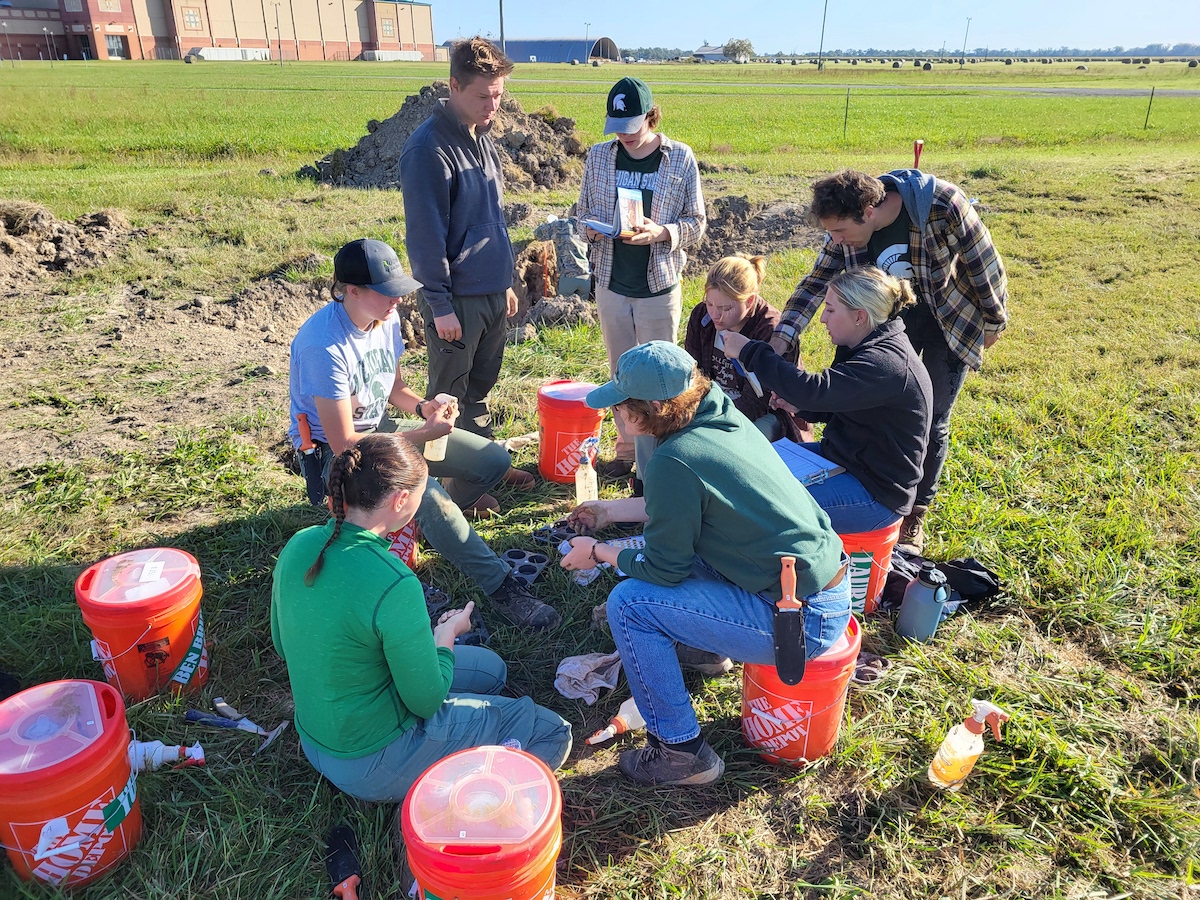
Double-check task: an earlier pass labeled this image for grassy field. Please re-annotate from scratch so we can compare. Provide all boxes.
[0,61,1198,899]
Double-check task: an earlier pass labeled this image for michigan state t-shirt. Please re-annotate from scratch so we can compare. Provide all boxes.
[609,143,673,298]
[866,195,916,281]
[288,301,405,448]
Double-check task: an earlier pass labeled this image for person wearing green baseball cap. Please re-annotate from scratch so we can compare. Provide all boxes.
[577,76,707,486]
[559,341,849,787]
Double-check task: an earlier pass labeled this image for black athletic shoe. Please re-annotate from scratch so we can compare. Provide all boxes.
[619,737,725,787]
[488,575,562,630]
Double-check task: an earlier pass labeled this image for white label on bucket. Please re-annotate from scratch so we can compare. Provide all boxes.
[33,819,77,861]
[847,551,873,614]
[744,695,812,757]
[139,561,165,582]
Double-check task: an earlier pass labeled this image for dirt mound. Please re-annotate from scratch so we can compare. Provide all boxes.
[306,82,586,192]
[688,195,824,272]
[0,201,134,293]
[180,276,427,349]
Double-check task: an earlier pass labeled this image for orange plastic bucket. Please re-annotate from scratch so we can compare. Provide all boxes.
[0,680,142,888]
[839,520,902,615]
[741,616,861,765]
[75,548,210,702]
[537,380,604,484]
[386,520,421,569]
[402,745,562,900]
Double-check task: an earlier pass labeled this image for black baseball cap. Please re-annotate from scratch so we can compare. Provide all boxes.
[604,77,654,135]
[333,239,422,298]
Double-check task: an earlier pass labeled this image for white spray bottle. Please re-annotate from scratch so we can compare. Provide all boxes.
[585,696,645,745]
[927,699,1009,791]
[574,437,600,504]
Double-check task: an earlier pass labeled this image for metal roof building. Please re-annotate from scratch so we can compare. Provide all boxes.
[499,36,619,64]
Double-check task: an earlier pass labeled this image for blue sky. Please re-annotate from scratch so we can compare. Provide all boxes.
[432,1,1199,53]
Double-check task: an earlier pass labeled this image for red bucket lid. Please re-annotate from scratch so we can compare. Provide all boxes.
[0,680,128,789]
[75,548,201,620]
[537,380,599,408]
[402,746,561,872]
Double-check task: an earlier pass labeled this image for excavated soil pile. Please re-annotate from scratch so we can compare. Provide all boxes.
[308,81,586,192]
[0,201,134,294]
[688,195,824,272]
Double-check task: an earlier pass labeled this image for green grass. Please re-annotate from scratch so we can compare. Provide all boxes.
[0,61,1198,899]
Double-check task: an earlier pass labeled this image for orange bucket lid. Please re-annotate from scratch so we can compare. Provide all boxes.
[0,680,128,790]
[402,746,561,876]
[802,615,861,676]
[75,548,201,621]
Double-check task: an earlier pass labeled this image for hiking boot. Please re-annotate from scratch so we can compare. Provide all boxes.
[675,645,734,676]
[488,574,562,630]
[501,467,536,489]
[597,458,634,479]
[619,736,725,787]
[463,493,500,519]
[896,505,928,555]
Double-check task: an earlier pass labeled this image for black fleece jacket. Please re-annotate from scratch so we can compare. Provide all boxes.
[740,318,933,517]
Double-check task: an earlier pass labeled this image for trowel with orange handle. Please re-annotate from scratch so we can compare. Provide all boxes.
[773,556,808,686]
[296,413,326,506]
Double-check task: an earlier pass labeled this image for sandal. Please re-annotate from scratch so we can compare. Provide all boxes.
[851,651,893,686]
[501,467,536,490]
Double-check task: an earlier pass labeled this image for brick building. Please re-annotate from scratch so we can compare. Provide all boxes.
[0,0,434,61]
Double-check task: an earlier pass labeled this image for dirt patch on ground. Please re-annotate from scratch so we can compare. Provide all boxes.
[0,201,136,295]
[305,81,586,192]
[688,195,824,272]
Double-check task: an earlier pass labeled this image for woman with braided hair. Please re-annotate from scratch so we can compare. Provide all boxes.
[271,433,572,802]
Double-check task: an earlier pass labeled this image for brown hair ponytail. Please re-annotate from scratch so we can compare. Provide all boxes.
[304,435,427,586]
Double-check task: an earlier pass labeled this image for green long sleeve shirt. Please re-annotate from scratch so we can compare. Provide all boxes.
[616,386,843,602]
[270,521,455,758]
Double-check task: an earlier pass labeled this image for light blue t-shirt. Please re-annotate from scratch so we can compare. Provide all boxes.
[288,301,406,448]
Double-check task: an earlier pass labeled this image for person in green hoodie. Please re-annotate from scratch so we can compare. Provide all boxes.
[271,433,572,803]
[560,341,849,788]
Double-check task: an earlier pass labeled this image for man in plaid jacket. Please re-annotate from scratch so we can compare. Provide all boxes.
[770,169,1009,552]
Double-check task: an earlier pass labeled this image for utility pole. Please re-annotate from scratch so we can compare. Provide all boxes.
[273,1,283,66]
[43,26,54,67]
[584,21,590,61]
[498,0,504,55]
[3,22,13,67]
[816,0,829,72]
[959,17,971,69]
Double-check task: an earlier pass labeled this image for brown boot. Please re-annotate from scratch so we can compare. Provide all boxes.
[896,505,928,555]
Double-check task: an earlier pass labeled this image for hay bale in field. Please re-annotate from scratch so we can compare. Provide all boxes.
[307,81,586,192]
[1076,65,1088,71]
[922,62,932,71]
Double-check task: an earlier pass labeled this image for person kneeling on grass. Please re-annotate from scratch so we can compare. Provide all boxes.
[718,266,932,536]
[559,341,850,787]
[288,238,559,630]
[271,433,572,803]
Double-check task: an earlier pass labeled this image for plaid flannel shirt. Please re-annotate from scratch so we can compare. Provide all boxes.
[576,136,706,293]
[776,178,1009,371]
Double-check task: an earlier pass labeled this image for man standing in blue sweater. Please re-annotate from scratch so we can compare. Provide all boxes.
[400,37,519,442]
[771,169,1009,553]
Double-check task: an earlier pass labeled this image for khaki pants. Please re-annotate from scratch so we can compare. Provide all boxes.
[595,283,683,461]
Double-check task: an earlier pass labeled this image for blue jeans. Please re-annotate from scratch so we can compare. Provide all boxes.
[606,557,852,744]
[799,443,900,534]
[901,300,969,507]
[300,646,572,803]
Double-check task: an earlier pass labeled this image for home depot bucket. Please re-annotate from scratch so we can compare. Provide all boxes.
[402,745,562,900]
[741,615,861,765]
[839,520,902,615]
[537,380,604,484]
[386,520,421,569]
[75,548,209,702]
[0,680,141,888]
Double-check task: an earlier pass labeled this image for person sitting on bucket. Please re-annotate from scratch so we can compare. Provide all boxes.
[287,238,561,631]
[718,266,932,536]
[271,433,572,803]
[560,341,850,787]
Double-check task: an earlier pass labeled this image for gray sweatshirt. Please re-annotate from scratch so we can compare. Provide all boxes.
[399,101,514,316]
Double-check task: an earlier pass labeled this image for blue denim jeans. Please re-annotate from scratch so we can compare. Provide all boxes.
[901,300,969,507]
[799,442,900,534]
[606,557,852,744]
[299,646,572,803]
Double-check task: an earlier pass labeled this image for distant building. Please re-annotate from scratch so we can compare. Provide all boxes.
[493,36,619,64]
[692,43,728,62]
[0,0,435,61]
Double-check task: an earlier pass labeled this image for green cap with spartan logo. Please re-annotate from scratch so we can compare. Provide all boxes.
[333,239,422,299]
[604,76,654,135]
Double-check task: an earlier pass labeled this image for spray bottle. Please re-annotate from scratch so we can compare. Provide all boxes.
[585,696,645,745]
[422,393,458,462]
[128,739,206,773]
[927,699,1009,791]
[574,437,600,505]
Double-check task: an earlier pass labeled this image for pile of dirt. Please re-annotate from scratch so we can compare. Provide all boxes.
[306,82,586,192]
[688,195,824,272]
[0,201,134,293]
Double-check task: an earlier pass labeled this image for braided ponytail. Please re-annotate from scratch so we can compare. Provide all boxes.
[303,436,426,586]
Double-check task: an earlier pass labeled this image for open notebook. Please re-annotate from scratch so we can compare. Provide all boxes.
[771,439,846,486]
